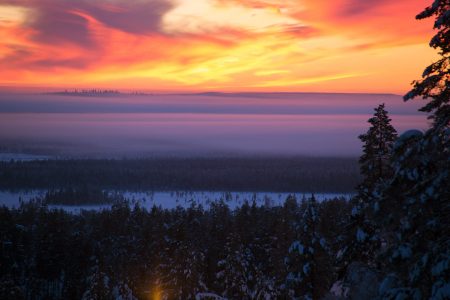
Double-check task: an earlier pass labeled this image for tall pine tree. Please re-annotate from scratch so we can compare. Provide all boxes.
[358,103,398,197]
[404,0,449,131]
[285,196,330,300]
[376,1,449,298]
[338,104,397,275]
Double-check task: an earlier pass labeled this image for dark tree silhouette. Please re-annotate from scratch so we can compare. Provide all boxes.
[338,104,396,277]
[285,196,330,300]
[404,0,450,130]
[374,1,450,298]
[358,103,397,197]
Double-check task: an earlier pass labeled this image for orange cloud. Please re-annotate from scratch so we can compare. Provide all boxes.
[0,0,438,93]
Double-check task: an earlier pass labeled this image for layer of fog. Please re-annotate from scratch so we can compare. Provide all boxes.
[0,92,428,157]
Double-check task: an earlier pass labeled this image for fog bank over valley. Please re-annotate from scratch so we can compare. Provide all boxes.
[0,92,428,157]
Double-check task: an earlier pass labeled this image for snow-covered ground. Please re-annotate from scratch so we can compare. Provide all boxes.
[0,190,352,213]
[0,190,47,207]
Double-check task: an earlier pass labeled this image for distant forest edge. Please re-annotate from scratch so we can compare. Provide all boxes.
[0,157,360,192]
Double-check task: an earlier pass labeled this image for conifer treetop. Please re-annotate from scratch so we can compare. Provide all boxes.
[358,103,397,195]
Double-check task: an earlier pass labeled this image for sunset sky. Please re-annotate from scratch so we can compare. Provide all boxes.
[0,0,437,93]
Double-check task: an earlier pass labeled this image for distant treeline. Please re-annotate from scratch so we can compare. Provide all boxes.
[0,157,360,192]
[48,89,152,96]
[50,89,120,96]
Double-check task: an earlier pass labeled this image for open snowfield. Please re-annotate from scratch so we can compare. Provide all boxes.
[0,190,352,213]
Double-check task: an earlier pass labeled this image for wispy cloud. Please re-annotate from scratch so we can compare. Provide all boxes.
[0,0,436,92]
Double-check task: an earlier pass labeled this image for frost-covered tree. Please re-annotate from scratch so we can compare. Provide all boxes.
[216,238,256,299]
[111,282,137,300]
[376,1,450,298]
[81,264,112,300]
[285,196,330,300]
[216,233,279,299]
[156,212,207,300]
[167,243,206,299]
[358,103,398,197]
[82,262,137,300]
[377,129,449,299]
[337,202,380,274]
[338,105,397,274]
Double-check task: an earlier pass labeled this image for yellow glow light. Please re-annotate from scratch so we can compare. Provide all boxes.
[0,5,29,27]
[162,0,299,34]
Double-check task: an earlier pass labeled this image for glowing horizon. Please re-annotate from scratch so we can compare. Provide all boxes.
[0,0,437,93]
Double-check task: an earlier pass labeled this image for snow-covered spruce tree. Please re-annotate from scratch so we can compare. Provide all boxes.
[156,205,210,300]
[358,103,398,197]
[216,239,247,299]
[376,128,449,299]
[216,236,259,299]
[168,243,207,299]
[155,215,207,299]
[285,196,330,300]
[216,214,280,299]
[82,262,137,300]
[376,1,450,298]
[81,263,112,300]
[338,104,397,276]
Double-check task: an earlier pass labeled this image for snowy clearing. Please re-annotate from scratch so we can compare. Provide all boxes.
[0,190,352,213]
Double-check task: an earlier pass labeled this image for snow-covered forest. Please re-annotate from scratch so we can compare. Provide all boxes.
[1,195,350,299]
[0,0,449,299]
